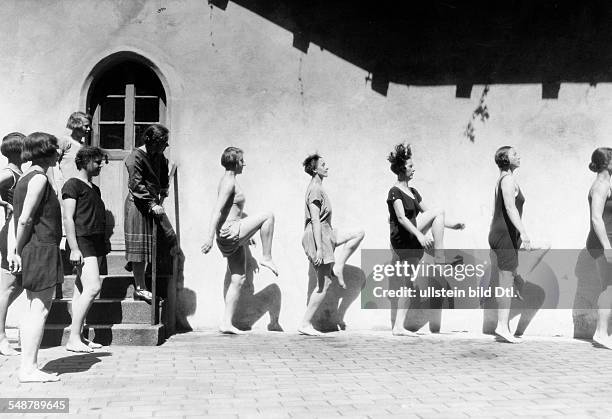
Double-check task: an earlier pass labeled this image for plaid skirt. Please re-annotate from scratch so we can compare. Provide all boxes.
[124,196,177,263]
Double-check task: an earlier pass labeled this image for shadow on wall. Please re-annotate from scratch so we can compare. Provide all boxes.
[573,248,612,339]
[211,0,612,97]
[307,264,365,332]
[224,246,282,331]
[482,249,547,336]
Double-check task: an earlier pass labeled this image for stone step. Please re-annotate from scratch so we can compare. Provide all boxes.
[46,298,165,325]
[58,274,171,299]
[42,323,166,347]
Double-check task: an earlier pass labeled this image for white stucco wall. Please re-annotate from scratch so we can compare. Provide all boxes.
[1,0,608,336]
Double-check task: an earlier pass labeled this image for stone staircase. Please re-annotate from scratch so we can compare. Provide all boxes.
[42,251,171,346]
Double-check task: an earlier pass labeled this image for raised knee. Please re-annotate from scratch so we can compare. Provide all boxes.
[84,284,102,298]
[356,229,365,241]
[434,207,445,217]
[265,212,275,222]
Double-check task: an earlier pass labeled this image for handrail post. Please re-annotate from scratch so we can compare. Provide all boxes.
[167,168,179,336]
[151,220,158,325]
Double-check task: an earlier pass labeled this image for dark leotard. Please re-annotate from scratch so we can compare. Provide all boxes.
[586,188,612,257]
[488,174,525,271]
[0,168,20,270]
[387,186,424,262]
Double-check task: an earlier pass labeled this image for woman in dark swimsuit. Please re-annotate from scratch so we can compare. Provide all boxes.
[0,132,24,356]
[387,143,464,336]
[586,147,612,349]
[13,132,63,382]
[488,146,531,343]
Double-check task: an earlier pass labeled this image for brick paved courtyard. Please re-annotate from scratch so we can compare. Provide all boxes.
[1,330,611,418]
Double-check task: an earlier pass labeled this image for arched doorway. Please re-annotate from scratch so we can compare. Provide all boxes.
[86,56,167,251]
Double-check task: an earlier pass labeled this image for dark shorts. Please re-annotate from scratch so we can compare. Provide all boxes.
[75,234,108,258]
[489,231,521,271]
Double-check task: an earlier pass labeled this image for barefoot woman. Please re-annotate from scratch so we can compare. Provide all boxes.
[488,146,531,343]
[13,132,63,382]
[586,147,612,349]
[299,153,364,336]
[387,143,464,336]
[201,147,278,334]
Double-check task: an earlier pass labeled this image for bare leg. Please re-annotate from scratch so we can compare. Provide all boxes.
[66,257,102,352]
[0,269,23,356]
[336,276,364,330]
[392,294,417,336]
[220,248,247,334]
[132,261,152,302]
[237,212,278,276]
[332,228,365,289]
[495,270,520,343]
[299,264,332,336]
[417,208,445,261]
[594,285,612,349]
[19,287,59,382]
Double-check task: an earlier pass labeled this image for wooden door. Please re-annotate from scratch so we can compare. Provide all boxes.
[88,61,167,251]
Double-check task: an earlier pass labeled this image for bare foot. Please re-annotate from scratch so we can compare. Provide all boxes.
[494,328,521,344]
[593,332,612,349]
[66,339,94,353]
[0,337,18,356]
[298,325,323,336]
[332,265,346,289]
[260,258,278,277]
[219,324,247,335]
[19,369,60,383]
[392,328,418,337]
[267,322,284,332]
[82,337,102,349]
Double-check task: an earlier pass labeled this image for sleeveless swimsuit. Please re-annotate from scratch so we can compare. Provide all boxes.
[0,167,21,270]
[488,174,525,271]
[13,171,63,291]
[586,188,612,257]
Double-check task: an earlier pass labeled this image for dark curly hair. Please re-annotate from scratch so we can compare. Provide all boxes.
[589,147,612,173]
[302,153,321,176]
[142,124,169,148]
[387,143,412,175]
[75,146,107,171]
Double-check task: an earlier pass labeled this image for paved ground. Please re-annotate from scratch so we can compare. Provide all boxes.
[1,330,612,418]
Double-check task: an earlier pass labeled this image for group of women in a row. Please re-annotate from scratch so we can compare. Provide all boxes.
[201,143,612,350]
[0,114,174,382]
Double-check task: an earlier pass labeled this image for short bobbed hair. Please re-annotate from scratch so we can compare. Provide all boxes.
[494,146,513,170]
[589,147,612,173]
[22,132,59,162]
[66,112,91,130]
[1,132,25,159]
[387,143,412,175]
[142,124,169,148]
[75,146,107,171]
[302,153,322,176]
[221,147,244,170]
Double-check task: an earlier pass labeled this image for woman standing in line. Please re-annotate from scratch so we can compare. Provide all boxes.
[62,146,108,352]
[124,124,178,304]
[488,146,531,343]
[201,147,278,334]
[13,132,63,382]
[586,147,612,349]
[299,153,364,336]
[0,132,24,356]
[387,143,464,336]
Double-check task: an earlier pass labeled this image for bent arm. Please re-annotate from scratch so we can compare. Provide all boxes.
[392,200,423,238]
[500,176,527,237]
[206,178,234,242]
[15,175,47,255]
[590,184,612,249]
[0,170,14,209]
